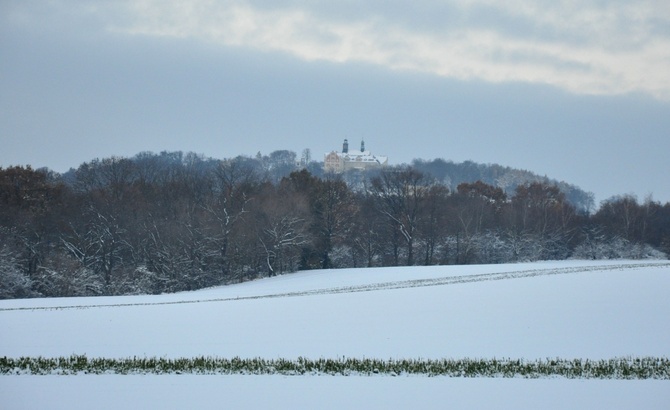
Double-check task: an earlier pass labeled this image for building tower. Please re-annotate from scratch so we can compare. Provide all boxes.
[360,139,365,152]
[343,139,349,153]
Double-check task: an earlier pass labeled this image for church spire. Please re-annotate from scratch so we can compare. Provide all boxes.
[360,139,365,152]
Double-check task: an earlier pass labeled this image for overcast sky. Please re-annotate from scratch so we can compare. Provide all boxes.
[2,0,669,205]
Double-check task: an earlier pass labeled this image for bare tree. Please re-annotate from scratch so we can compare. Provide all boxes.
[254,183,312,276]
[370,166,429,266]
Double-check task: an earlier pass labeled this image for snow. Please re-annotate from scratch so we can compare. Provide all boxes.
[2,260,669,409]
[2,376,669,410]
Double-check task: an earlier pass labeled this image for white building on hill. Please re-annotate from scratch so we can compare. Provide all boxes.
[324,139,388,173]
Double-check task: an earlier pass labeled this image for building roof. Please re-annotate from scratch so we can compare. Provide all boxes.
[324,139,388,172]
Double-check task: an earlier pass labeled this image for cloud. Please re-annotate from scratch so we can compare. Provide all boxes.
[7,0,670,99]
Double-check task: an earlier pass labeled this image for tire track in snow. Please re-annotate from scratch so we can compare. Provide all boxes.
[2,262,668,312]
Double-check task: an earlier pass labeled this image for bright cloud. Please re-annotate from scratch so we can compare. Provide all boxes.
[105,0,670,99]
[8,0,670,99]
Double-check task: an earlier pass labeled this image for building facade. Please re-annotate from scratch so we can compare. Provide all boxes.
[324,139,388,173]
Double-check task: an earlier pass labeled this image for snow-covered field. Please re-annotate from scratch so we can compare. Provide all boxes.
[2,260,669,409]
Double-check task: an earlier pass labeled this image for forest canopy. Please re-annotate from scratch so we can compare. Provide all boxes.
[1,150,668,299]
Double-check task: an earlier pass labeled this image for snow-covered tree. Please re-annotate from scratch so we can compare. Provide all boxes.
[0,242,37,299]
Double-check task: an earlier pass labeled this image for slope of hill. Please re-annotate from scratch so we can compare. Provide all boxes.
[410,158,595,211]
[2,260,669,409]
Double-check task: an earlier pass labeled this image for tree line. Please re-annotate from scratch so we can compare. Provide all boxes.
[1,151,668,298]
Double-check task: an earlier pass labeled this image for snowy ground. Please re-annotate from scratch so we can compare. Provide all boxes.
[2,260,669,409]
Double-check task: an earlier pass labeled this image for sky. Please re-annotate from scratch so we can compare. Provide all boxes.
[1,0,669,205]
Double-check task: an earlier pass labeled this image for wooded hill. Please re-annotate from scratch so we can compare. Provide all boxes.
[1,150,668,298]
